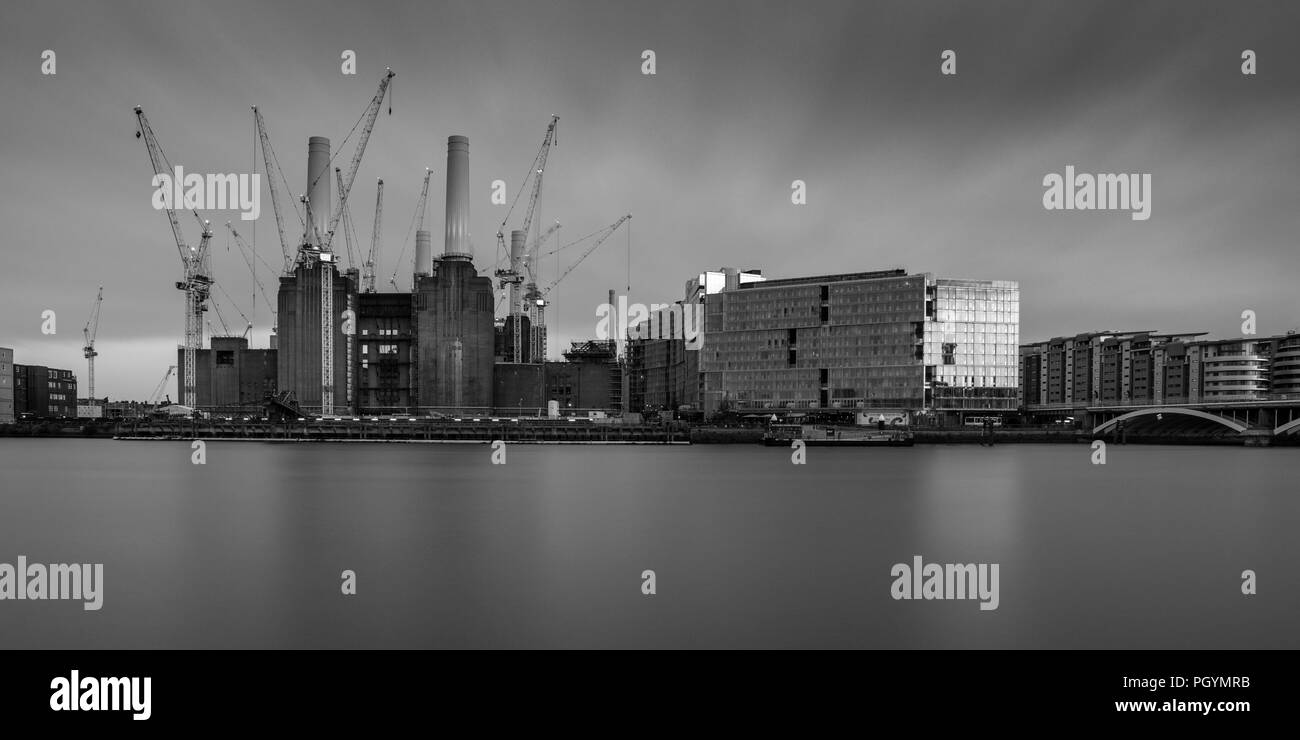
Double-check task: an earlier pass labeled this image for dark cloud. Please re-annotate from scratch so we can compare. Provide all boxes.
[1,0,1296,398]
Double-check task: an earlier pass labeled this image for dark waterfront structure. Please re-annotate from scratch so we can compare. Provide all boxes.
[273,135,497,415]
[12,364,77,418]
[546,341,622,413]
[412,136,496,413]
[180,336,277,413]
[356,292,415,413]
[627,330,700,414]
[492,342,623,414]
[493,362,545,411]
[275,261,358,413]
[494,315,535,364]
[273,135,359,415]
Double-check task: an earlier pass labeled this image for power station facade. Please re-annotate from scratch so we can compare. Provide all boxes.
[271,134,512,415]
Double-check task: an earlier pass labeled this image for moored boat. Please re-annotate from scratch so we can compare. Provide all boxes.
[762,423,914,447]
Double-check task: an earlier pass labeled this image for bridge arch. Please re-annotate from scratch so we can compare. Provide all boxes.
[1092,407,1250,435]
[1274,417,1300,436]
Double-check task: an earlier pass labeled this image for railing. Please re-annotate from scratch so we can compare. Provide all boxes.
[1028,393,1300,410]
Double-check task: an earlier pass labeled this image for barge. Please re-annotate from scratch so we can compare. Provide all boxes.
[762,423,914,447]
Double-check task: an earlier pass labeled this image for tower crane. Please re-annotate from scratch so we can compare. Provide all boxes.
[531,214,630,361]
[82,286,103,409]
[225,223,280,330]
[365,179,383,293]
[495,115,559,362]
[388,168,433,291]
[335,168,361,270]
[133,106,213,409]
[148,365,177,407]
[252,105,301,274]
[321,68,395,255]
[521,221,562,285]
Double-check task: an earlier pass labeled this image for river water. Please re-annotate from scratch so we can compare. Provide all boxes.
[0,438,1295,648]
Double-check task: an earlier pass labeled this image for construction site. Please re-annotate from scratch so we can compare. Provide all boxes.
[129,69,634,423]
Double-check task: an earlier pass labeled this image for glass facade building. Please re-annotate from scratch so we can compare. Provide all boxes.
[692,268,1020,418]
[923,279,1021,412]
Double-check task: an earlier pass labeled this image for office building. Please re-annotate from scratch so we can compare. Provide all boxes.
[626,267,1020,422]
[694,268,1019,420]
[12,364,77,418]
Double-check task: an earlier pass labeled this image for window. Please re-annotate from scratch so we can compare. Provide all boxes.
[942,342,957,365]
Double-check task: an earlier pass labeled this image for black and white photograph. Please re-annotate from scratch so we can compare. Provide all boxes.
[0,0,1295,726]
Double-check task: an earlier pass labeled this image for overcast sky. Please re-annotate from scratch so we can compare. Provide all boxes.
[1,0,1297,400]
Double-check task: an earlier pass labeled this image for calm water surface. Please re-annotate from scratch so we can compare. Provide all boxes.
[0,438,1296,648]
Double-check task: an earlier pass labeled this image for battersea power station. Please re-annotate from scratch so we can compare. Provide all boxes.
[276,134,496,415]
[272,133,536,417]
[182,123,623,419]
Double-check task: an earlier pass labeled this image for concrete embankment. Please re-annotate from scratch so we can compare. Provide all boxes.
[113,419,690,444]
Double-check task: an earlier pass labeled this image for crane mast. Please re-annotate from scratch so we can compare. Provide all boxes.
[252,105,298,274]
[365,179,383,293]
[225,222,279,331]
[322,69,395,254]
[533,215,630,360]
[495,115,559,363]
[541,215,631,298]
[82,286,103,411]
[388,169,433,290]
[521,221,561,360]
[133,106,213,409]
[149,365,177,407]
[521,116,558,244]
[335,168,360,270]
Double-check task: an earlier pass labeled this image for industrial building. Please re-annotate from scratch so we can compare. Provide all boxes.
[625,267,1021,423]
[179,336,277,414]
[411,136,496,413]
[263,129,625,418]
[626,333,700,414]
[546,341,623,412]
[356,291,415,413]
[273,135,360,415]
[273,134,497,416]
[495,315,536,364]
[1021,330,1300,416]
[492,341,623,414]
[12,364,78,419]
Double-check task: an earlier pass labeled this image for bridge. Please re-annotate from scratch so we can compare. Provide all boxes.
[1083,396,1300,442]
